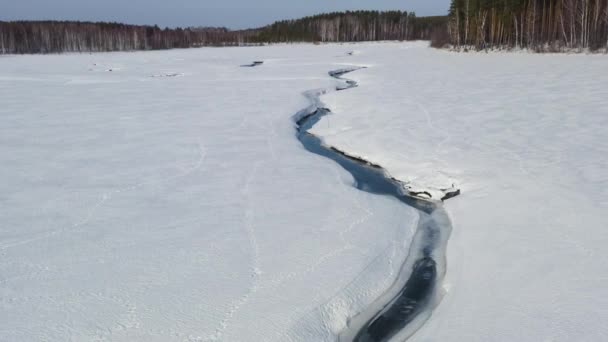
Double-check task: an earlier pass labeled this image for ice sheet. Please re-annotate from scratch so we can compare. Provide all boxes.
[3,41,607,342]
[0,45,419,341]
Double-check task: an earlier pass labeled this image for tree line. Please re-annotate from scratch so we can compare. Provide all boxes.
[0,11,447,54]
[250,11,447,43]
[437,0,608,51]
[0,21,256,54]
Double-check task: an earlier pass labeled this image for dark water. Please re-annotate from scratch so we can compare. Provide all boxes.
[297,108,434,215]
[241,61,264,67]
[295,69,450,342]
[355,258,437,342]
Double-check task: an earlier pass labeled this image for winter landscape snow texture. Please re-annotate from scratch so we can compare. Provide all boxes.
[1,42,608,342]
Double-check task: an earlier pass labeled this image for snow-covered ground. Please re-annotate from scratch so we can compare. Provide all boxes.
[0,46,419,341]
[313,42,608,341]
[1,42,607,342]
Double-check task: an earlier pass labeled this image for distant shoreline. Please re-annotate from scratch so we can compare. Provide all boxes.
[0,12,445,54]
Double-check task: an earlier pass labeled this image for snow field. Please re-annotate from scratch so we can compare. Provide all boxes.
[0,45,418,341]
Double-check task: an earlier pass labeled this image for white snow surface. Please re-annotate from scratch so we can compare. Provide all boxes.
[0,46,420,341]
[311,42,608,341]
[2,42,607,342]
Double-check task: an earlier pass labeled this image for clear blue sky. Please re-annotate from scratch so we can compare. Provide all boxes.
[1,0,451,29]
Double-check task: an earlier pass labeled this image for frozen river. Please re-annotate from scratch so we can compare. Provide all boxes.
[1,42,607,341]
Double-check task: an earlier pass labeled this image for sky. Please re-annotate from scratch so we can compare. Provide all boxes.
[0,0,451,29]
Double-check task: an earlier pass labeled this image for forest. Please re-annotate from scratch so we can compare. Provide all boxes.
[0,21,255,54]
[250,11,447,42]
[440,0,608,51]
[4,4,605,54]
[0,11,446,54]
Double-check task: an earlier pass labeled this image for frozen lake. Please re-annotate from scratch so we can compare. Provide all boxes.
[1,42,608,341]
